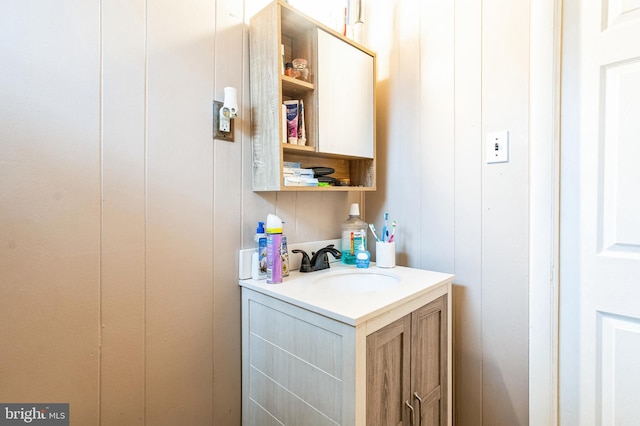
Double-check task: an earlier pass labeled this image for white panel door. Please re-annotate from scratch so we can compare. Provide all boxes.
[317,29,374,159]
[561,0,640,424]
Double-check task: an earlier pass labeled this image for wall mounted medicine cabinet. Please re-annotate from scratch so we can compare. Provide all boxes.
[249,0,376,191]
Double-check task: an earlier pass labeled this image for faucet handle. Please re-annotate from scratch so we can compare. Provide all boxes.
[310,244,341,271]
[313,251,330,271]
[291,249,314,272]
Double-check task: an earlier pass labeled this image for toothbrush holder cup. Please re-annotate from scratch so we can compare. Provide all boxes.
[375,241,396,268]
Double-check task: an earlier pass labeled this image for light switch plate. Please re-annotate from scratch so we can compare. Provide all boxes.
[486,130,509,164]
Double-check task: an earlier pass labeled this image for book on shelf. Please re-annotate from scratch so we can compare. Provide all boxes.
[283,167,314,177]
[284,176,319,187]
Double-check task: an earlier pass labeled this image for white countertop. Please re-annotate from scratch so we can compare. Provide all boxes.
[239,262,454,326]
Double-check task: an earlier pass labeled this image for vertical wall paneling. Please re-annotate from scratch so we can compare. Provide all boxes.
[366,0,531,424]
[418,0,455,273]
[0,1,102,423]
[481,0,530,424]
[213,0,244,423]
[453,0,483,423]
[393,0,422,267]
[145,0,215,423]
[364,0,401,260]
[366,0,456,271]
[100,0,147,424]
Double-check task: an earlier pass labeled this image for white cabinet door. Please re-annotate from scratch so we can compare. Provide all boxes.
[317,29,374,159]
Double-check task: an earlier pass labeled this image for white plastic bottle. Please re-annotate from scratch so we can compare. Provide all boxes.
[251,221,267,280]
[341,203,367,265]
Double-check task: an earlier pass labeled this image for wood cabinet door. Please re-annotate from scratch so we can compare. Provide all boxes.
[411,295,448,426]
[317,29,374,159]
[367,315,412,426]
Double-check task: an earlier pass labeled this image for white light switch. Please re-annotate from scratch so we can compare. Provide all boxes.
[486,130,509,164]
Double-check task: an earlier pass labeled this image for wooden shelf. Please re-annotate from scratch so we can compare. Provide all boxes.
[282,143,315,153]
[281,185,376,192]
[281,75,314,93]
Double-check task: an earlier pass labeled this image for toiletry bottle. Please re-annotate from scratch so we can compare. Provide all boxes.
[355,231,371,268]
[251,221,267,280]
[266,214,283,284]
[341,203,367,265]
[281,234,290,277]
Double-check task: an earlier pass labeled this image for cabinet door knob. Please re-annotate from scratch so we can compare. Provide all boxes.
[413,392,424,426]
[405,400,416,426]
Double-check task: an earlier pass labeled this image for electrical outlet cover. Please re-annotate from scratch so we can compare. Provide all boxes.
[212,100,234,142]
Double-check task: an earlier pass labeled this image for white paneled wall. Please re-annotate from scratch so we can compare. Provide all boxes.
[101,0,147,423]
[453,0,484,423]
[1,1,102,421]
[480,1,530,425]
[366,0,530,425]
[213,1,244,423]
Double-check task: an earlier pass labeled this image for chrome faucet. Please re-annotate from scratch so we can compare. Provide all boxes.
[292,245,342,272]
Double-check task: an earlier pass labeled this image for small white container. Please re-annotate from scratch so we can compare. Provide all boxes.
[376,241,396,268]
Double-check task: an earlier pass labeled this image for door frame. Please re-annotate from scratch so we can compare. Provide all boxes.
[529,0,562,424]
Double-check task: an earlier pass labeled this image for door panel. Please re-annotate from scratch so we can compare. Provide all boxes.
[367,315,411,426]
[411,295,447,426]
[317,29,374,159]
[603,0,640,29]
[600,60,640,255]
[599,313,640,424]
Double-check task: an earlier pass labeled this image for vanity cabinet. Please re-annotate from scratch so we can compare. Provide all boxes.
[240,274,451,426]
[367,295,448,426]
[249,0,376,191]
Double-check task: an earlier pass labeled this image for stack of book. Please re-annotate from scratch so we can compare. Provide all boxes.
[283,162,318,186]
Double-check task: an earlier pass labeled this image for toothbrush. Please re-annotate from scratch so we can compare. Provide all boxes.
[368,223,380,242]
[382,212,389,242]
[388,220,397,243]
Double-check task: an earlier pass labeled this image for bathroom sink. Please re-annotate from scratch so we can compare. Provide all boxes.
[313,270,401,293]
